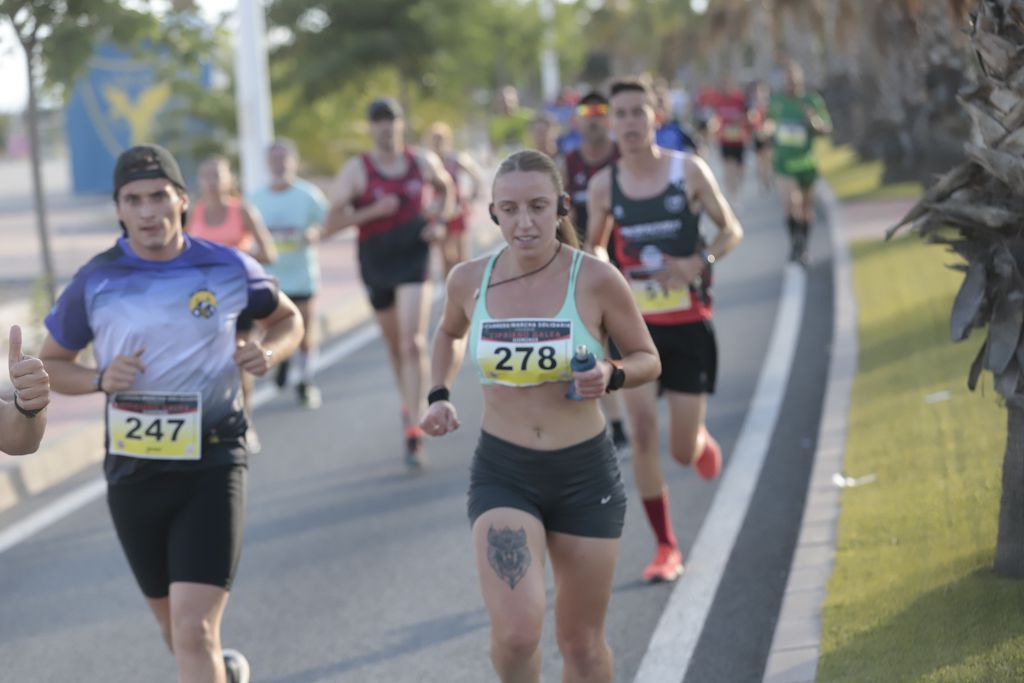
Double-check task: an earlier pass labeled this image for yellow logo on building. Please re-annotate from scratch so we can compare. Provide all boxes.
[104,83,172,145]
[189,289,218,319]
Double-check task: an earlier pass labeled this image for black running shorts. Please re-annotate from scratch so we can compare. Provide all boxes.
[649,319,718,394]
[107,461,247,598]
[359,218,431,311]
[609,319,717,395]
[720,142,746,164]
[467,430,627,539]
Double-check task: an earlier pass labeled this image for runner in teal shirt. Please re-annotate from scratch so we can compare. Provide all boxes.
[249,140,329,408]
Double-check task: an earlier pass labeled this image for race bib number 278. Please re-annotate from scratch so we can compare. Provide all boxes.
[477,319,573,387]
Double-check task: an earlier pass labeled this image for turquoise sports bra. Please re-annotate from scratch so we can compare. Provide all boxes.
[469,248,605,387]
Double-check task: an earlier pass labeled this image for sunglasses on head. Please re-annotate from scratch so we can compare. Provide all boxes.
[576,103,608,118]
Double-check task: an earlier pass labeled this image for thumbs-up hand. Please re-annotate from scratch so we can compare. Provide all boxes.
[9,325,50,413]
[100,348,146,393]
[233,339,273,376]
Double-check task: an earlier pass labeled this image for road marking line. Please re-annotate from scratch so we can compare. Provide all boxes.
[633,263,807,683]
[0,316,390,556]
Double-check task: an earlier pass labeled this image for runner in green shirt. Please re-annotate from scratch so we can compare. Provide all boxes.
[767,62,832,265]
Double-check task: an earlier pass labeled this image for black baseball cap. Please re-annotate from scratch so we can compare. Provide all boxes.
[367,97,403,121]
[112,144,187,200]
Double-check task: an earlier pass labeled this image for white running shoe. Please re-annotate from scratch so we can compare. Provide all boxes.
[223,648,250,683]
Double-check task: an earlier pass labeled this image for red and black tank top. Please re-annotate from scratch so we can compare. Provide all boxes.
[610,152,712,325]
[353,149,426,242]
[565,145,619,242]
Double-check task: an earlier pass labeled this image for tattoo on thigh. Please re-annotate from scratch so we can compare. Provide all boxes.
[487,525,531,590]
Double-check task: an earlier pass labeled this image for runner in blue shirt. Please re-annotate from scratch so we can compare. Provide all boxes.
[39,145,303,683]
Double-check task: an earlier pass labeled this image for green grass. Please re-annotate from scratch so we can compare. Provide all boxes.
[815,138,923,203]
[817,237,1024,682]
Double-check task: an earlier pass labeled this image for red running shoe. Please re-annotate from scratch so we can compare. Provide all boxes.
[642,544,684,583]
[404,425,426,470]
[694,427,722,481]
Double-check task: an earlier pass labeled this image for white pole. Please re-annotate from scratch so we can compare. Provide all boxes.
[234,0,274,194]
[538,0,560,103]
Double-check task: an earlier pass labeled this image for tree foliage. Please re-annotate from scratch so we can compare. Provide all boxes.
[0,0,157,97]
[265,0,586,173]
[890,0,1024,577]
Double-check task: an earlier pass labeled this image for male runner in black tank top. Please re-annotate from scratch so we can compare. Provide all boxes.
[586,78,744,583]
[325,98,455,469]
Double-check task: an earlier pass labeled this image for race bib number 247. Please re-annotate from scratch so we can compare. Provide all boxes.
[107,392,202,460]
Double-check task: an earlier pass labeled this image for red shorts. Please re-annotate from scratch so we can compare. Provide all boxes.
[447,214,468,235]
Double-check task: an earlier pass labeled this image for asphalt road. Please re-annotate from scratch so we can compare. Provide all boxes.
[0,183,834,682]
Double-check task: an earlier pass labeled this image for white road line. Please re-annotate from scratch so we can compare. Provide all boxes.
[0,477,107,555]
[633,263,808,683]
[0,317,388,557]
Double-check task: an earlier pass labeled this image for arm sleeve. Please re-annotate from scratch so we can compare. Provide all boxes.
[43,270,94,351]
[236,251,280,320]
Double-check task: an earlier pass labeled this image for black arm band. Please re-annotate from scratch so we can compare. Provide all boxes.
[13,395,43,418]
[427,386,450,405]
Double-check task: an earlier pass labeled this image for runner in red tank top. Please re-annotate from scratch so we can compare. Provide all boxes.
[709,75,751,198]
[426,121,483,277]
[749,79,776,191]
[586,78,744,584]
[558,90,631,450]
[325,97,455,469]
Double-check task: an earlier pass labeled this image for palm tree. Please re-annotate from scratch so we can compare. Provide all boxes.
[890,0,1024,578]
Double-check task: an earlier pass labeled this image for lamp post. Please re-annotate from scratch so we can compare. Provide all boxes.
[538,0,560,104]
[233,0,274,194]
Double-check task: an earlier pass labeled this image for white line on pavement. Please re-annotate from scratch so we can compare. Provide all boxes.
[0,477,107,555]
[0,316,389,557]
[633,263,808,683]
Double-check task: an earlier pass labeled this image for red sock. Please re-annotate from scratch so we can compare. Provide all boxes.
[642,492,678,548]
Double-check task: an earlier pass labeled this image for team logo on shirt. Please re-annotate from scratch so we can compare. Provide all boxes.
[664,194,685,213]
[189,289,218,319]
[404,178,423,198]
[574,171,587,188]
[612,204,624,220]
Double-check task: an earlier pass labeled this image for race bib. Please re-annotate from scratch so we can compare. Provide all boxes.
[722,124,745,142]
[107,392,202,460]
[626,267,692,315]
[269,226,303,254]
[776,122,808,148]
[478,319,573,387]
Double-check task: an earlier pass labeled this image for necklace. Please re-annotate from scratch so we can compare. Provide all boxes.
[485,242,563,292]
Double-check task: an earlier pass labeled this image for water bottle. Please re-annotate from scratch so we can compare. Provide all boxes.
[566,344,596,401]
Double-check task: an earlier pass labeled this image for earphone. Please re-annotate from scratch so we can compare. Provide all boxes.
[489,193,571,225]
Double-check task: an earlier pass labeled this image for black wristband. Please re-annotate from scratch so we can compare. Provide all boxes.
[427,386,450,405]
[95,368,106,394]
[13,394,43,418]
[605,360,626,392]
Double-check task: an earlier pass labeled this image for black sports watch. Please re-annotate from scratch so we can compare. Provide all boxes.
[605,360,626,392]
[699,249,716,267]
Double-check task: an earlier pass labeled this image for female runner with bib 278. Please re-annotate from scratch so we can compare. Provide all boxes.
[420,150,660,683]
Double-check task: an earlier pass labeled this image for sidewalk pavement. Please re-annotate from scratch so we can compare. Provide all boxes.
[761,190,918,683]
[0,154,495,513]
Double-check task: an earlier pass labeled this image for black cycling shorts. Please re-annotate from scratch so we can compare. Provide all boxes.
[467,430,627,539]
[107,461,247,598]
